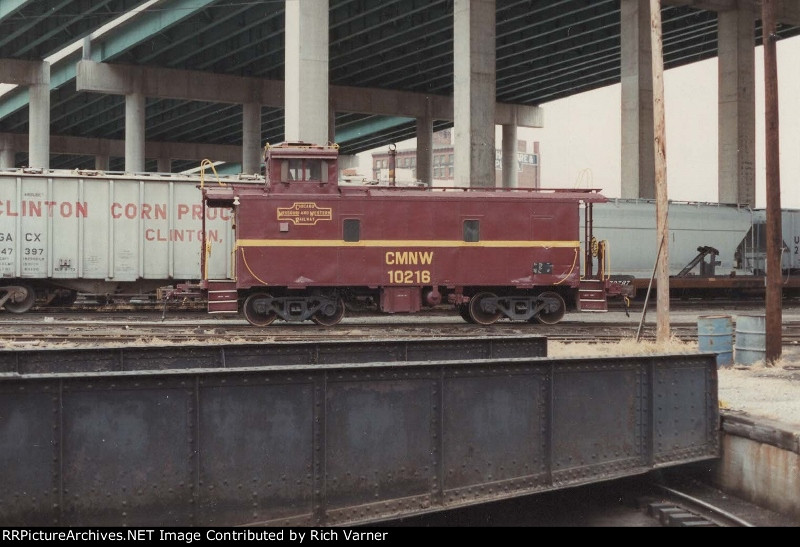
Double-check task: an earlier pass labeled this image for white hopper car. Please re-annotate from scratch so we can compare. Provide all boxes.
[586,198,800,297]
[586,199,753,278]
[0,168,246,313]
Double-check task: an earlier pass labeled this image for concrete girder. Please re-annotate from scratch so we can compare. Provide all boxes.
[0,1,34,20]
[665,0,800,25]
[0,58,48,85]
[76,60,543,129]
[0,132,242,164]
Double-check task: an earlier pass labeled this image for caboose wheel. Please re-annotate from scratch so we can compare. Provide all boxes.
[310,298,345,326]
[467,292,502,325]
[3,285,36,314]
[532,291,566,325]
[243,292,277,326]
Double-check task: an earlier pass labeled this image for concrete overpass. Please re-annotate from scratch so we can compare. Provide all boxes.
[0,0,798,201]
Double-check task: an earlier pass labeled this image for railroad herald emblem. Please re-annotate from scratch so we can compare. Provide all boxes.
[276,202,333,225]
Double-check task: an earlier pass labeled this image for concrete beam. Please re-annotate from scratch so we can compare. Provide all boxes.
[1,133,242,164]
[0,59,49,85]
[664,0,737,11]
[775,0,800,26]
[664,0,800,25]
[76,60,284,105]
[77,60,543,128]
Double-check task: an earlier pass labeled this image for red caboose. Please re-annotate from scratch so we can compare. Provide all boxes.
[198,142,626,326]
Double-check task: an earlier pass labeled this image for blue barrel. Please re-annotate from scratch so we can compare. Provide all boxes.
[697,315,733,367]
[735,314,766,365]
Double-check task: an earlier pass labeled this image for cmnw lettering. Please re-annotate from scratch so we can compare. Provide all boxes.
[385,251,434,265]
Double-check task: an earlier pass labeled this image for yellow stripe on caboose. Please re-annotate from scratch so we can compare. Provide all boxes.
[236,239,580,248]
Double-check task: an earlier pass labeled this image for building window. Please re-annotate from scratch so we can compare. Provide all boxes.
[343,219,360,242]
[463,220,480,242]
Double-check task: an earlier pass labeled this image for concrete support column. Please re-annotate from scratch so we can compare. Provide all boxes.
[718,3,756,206]
[125,91,146,172]
[620,0,655,199]
[28,62,50,169]
[285,0,329,145]
[453,0,496,188]
[501,123,518,188]
[415,101,433,185]
[242,102,261,174]
[337,154,359,170]
[95,155,110,171]
[0,135,15,168]
[157,157,171,173]
[328,105,336,144]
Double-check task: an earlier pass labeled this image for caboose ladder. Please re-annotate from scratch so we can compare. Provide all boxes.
[206,279,239,313]
[578,278,608,312]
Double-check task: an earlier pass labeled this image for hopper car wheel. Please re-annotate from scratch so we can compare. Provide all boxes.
[52,290,78,307]
[243,292,277,326]
[532,291,566,325]
[311,298,346,326]
[3,284,36,314]
[458,304,474,323]
[468,292,502,325]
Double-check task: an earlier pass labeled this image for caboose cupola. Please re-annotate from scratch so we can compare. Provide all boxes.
[264,141,340,194]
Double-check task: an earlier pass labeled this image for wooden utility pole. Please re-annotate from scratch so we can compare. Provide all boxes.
[762,0,782,363]
[650,0,670,343]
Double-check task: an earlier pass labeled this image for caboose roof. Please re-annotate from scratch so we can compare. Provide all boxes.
[265,141,339,160]
[339,186,609,203]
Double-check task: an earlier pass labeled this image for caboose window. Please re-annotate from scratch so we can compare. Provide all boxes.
[288,159,302,180]
[307,160,322,181]
[343,219,360,242]
[463,220,480,242]
[279,159,325,182]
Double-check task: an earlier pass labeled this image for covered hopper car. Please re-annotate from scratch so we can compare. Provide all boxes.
[182,141,630,326]
[587,199,800,298]
[0,167,249,313]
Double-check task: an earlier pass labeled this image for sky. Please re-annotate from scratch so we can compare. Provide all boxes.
[360,35,800,209]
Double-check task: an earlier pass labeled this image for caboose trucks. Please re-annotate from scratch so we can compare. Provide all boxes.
[196,141,627,326]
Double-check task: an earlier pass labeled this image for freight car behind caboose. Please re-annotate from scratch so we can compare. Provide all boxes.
[190,141,629,326]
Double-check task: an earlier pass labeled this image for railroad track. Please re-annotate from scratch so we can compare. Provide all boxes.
[383,473,796,527]
[0,318,687,345]
[637,484,753,527]
[3,316,800,347]
[24,293,800,314]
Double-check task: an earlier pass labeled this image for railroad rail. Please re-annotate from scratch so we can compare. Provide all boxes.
[0,318,699,346]
[388,471,800,527]
[24,293,800,315]
[640,484,754,527]
[2,315,800,348]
